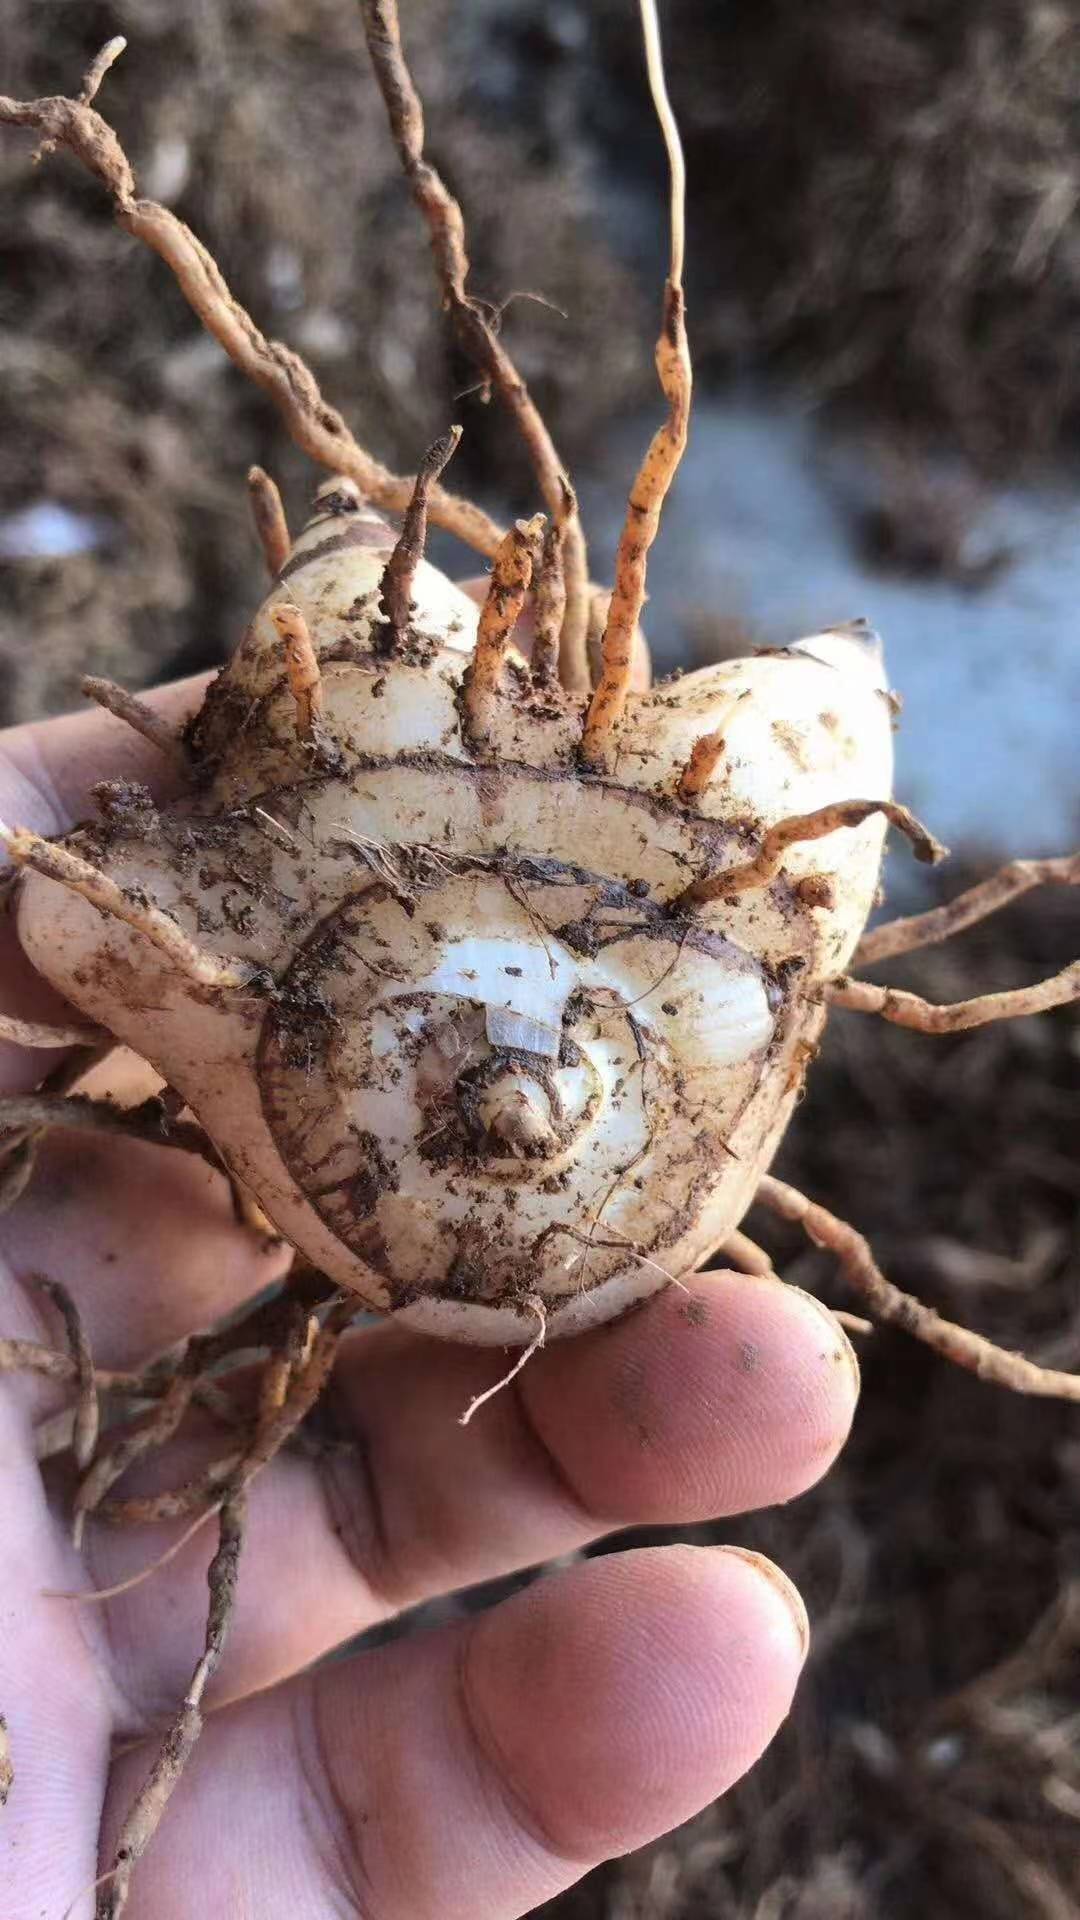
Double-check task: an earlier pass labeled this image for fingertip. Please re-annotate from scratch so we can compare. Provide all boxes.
[464,1541,807,1865]
[524,1269,860,1525]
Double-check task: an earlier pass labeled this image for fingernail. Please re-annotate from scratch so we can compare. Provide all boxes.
[718,1546,811,1663]
[784,1283,862,1401]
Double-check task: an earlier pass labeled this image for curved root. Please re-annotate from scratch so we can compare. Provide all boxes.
[754,1174,1080,1402]
[677,800,946,910]
[828,961,1080,1032]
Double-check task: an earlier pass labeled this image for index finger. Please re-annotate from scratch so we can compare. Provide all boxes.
[0,674,210,1094]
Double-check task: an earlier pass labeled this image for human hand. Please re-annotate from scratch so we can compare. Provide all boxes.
[0,677,858,1919]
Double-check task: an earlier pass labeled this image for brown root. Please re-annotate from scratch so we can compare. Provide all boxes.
[31,32,125,163]
[359,0,589,670]
[0,1013,103,1049]
[718,1227,776,1277]
[531,481,576,687]
[828,961,1080,1032]
[378,426,462,648]
[676,799,947,910]
[461,515,544,744]
[246,466,291,578]
[80,677,190,774]
[31,1276,98,1475]
[580,0,690,770]
[0,1714,11,1808]
[73,1365,201,1546]
[856,850,1080,965]
[754,1174,1080,1402]
[96,1494,246,1920]
[98,1294,360,1527]
[269,602,324,741]
[0,1091,219,1160]
[0,64,504,563]
[0,824,256,990]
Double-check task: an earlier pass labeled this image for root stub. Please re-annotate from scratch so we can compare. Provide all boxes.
[461,515,545,743]
[247,466,291,578]
[270,602,324,740]
[378,426,462,648]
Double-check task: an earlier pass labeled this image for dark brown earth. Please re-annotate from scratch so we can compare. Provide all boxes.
[2,5,1079,1917]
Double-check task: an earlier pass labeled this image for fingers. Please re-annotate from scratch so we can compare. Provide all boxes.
[329,1270,859,1599]
[80,1272,855,1733]
[0,677,210,1096]
[102,1542,807,1920]
[2,1118,289,1368]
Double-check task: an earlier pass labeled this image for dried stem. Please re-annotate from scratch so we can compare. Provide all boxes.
[0,1714,11,1807]
[461,516,544,743]
[755,1174,1080,1402]
[0,822,256,989]
[269,603,324,740]
[97,1495,246,1920]
[378,425,462,647]
[32,1276,98,1473]
[358,0,589,674]
[0,72,503,561]
[80,677,190,774]
[856,850,1080,965]
[828,961,1080,1033]
[0,1012,103,1048]
[678,692,751,803]
[676,800,947,911]
[580,0,691,769]
[246,465,291,577]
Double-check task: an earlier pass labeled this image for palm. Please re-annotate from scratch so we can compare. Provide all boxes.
[0,685,857,1919]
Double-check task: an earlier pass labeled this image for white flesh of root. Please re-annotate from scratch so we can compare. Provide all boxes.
[12,489,896,1345]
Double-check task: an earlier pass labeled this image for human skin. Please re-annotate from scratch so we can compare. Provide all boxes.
[0,665,859,1919]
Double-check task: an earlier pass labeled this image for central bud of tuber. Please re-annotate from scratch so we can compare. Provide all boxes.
[469,1065,560,1159]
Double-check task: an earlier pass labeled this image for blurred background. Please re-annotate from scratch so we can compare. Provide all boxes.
[1,2,1079,1914]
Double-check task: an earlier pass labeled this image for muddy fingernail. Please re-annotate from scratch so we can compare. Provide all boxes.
[717,1545,810,1663]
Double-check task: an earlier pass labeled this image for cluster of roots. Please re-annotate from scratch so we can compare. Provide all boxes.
[0,9,1079,1917]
